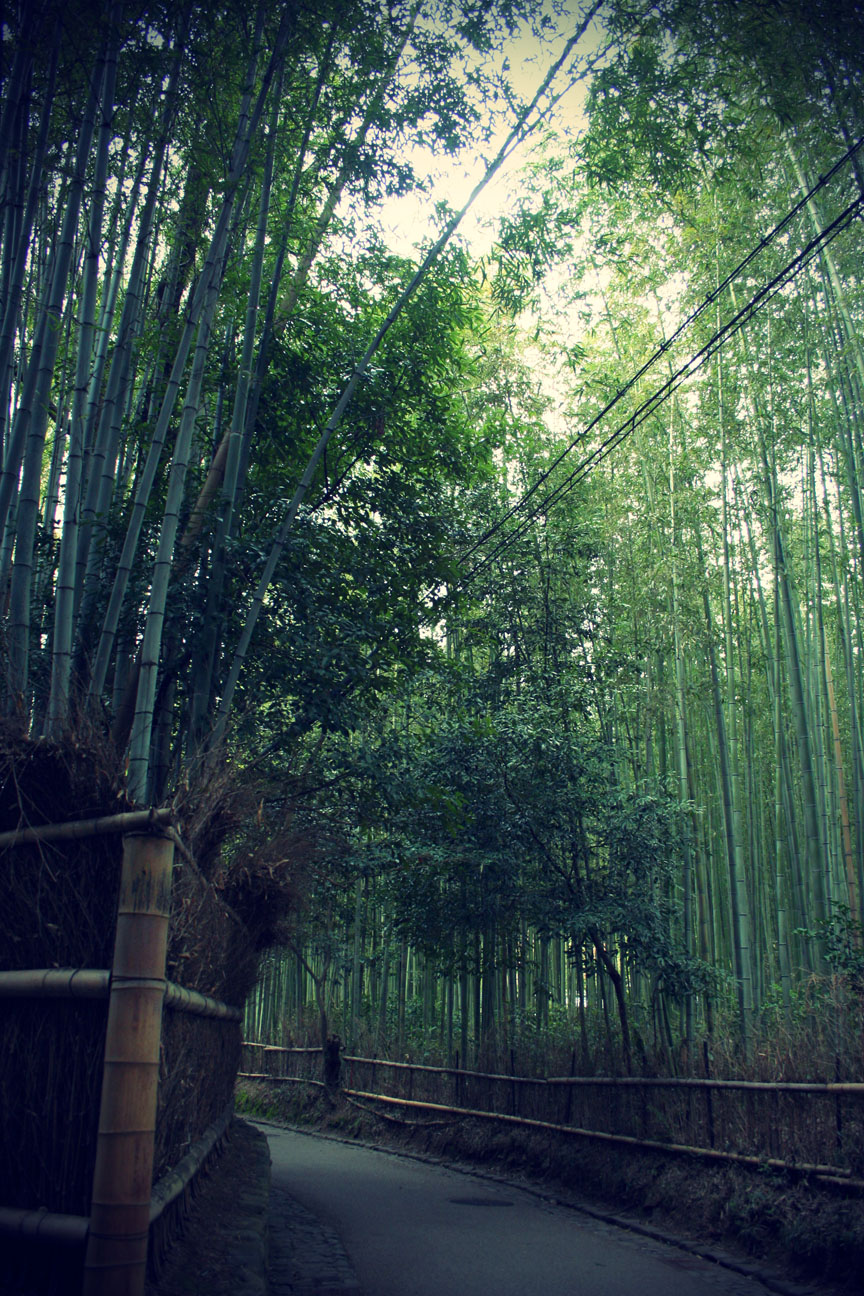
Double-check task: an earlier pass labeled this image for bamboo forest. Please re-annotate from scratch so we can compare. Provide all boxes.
[3,0,864,1089]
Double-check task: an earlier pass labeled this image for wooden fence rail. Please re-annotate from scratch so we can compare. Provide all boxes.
[0,968,243,1021]
[238,1044,864,1190]
[242,1045,864,1095]
[1,816,242,1296]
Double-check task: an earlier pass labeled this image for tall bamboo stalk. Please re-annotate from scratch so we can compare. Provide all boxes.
[2,32,106,708]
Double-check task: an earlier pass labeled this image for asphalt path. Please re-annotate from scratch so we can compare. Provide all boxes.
[263,1124,770,1296]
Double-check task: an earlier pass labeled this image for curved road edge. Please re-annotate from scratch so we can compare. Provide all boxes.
[254,1119,832,1296]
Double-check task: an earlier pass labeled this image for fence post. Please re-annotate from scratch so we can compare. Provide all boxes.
[510,1049,517,1116]
[565,1049,576,1125]
[82,830,175,1296]
[703,1039,716,1149]
[323,1035,342,1092]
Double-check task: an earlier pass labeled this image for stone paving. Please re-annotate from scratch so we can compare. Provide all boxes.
[268,1181,363,1296]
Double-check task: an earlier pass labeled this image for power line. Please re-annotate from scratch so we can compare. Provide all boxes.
[454,148,864,588]
[462,194,863,585]
[454,134,864,580]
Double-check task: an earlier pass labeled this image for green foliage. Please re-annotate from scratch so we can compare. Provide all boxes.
[795,906,864,990]
[330,678,691,992]
[229,244,497,742]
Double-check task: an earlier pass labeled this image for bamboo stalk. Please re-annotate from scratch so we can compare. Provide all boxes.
[149,1103,233,1223]
[0,807,172,849]
[213,4,606,741]
[0,1207,89,1245]
[0,967,241,1021]
[163,982,242,1021]
[83,831,174,1296]
[0,968,109,998]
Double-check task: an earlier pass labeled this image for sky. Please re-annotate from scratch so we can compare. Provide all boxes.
[375,2,607,260]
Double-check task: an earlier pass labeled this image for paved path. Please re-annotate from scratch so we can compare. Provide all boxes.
[260,1124,779,1296]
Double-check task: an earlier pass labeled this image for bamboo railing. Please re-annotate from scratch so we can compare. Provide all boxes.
[0,813,242,1296]
[0,968,242,1019]
[239,1045,864,1191]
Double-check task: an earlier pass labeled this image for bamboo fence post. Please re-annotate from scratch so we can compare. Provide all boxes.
[82,830,175,1296]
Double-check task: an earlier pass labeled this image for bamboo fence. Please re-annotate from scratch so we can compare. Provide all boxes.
[239,1044,864,1191]
[0,812,243,1296]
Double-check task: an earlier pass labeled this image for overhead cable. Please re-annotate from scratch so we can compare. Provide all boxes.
[454,140,864,585]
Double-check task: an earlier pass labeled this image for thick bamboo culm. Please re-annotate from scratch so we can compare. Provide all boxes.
[0,807,172,849]
[82,831,175,1296]
[0,968,241,1021]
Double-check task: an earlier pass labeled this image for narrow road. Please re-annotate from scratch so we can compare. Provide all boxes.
[262,1124,771,1296]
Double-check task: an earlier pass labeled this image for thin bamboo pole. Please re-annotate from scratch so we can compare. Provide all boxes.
[0,1104,234,1254]
[0,1207,89,1245]
[0,968,241,1021]
[243,1044,322,1054]
[163,982,242,1021]
[0,807,172,849]
[82,830,174,1296]
[0,968,109,998]
[343,1090,864,1185]
[238,1073,326,1088]
[148,1103,233,1224]
[0,1105,234,1250]
[249,1047,864,1096]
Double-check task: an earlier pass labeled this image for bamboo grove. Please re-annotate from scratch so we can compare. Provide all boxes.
[0,0,588,791]
[3,1,864,1077]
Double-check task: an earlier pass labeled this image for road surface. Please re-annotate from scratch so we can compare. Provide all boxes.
[262,1124,771,1296]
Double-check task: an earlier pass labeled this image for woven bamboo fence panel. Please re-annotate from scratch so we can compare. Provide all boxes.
[1,809,248,1296]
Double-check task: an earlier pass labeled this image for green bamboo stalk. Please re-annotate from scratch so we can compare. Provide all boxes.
[0,35,57,468]
[668,410,694,1049]
[46,17,120,731]
[3,31,106,709]
[212,8,605,739]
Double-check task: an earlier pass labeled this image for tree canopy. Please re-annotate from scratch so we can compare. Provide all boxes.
[3,0,864,1074]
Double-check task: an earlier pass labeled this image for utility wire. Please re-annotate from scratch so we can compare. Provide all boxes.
[460,192,863,586]
[454,133,864,577]
[325,138,864,711]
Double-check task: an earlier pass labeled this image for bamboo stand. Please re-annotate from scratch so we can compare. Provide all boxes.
[82,831,175,1296]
